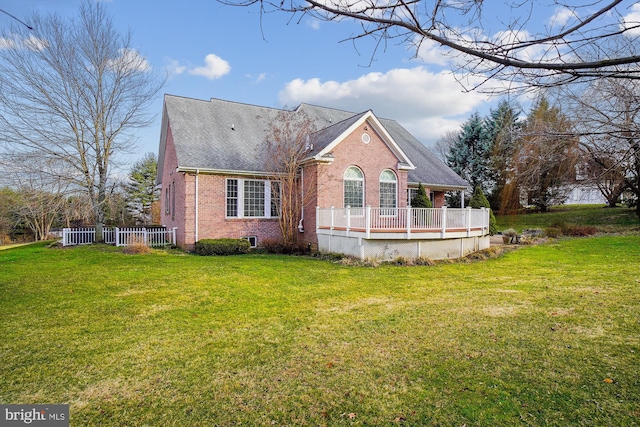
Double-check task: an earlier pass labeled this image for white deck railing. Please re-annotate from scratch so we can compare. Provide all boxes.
[316,206,489,238]
[62,227,177,247]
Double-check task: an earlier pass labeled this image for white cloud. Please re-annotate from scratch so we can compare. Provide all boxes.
[165,58,187,77]
[189,53,231,80]
[306,19,321,30]
[415,38,450,67]
[621,3,640,36]
[0,34,46,51]
[279,66,492,143]
[24,35,48,51]
[0,37,16,50]
[549,7,576,28]
[108,48,150,72]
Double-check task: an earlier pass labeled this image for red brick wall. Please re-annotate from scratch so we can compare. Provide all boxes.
[314,120,408,209]
[195,174,282,247]
[160,124,193,248]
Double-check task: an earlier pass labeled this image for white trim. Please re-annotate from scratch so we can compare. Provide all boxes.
[343,166,365,208]
[195,170,199,242]
[313,111,416,170]
[379,169,398,210]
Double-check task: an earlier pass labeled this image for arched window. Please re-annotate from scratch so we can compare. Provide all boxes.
[343,166,364,208]
[379,169,397,210]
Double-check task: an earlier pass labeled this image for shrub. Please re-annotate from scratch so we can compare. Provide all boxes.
[546,223,598,237]
[564,225,599,236]
[414,256,435,266]
[544,227,562,238]
[469,185,497,235]
[411,183,432,208]
[261,238,310,255]
[195,238,250,256]
[123,242,152,255]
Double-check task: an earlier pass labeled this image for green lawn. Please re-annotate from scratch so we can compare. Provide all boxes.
[1,236,640,426]
[496,204,639,233]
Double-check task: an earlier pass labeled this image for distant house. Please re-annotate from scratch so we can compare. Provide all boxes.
[157,95,490,260]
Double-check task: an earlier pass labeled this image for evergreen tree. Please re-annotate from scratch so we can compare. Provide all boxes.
[515,97,579,212]
[469,185,497,235]
[410,183,432,208]
[126,153,159,225]
[446,112,493,196]
[482,100,522,213]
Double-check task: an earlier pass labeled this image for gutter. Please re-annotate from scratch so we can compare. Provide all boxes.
[177,166,280,178]
[195,169,199,243]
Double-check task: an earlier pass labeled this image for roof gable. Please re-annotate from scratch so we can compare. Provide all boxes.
[308,110,415,170]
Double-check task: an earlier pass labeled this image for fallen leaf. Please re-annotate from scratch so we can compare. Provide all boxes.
[603,378,614,383]
[348,413,356,419]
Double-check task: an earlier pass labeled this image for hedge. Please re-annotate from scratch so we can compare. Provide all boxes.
[195,238,251,256]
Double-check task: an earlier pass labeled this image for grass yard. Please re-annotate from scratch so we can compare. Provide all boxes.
[496,204,639,233]
[1,235,640,426]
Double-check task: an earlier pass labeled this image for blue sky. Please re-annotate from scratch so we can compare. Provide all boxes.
[2,0,639,170]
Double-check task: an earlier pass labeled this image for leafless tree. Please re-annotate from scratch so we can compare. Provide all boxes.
[512,97,580,212]
[433,130,458,162]
[0,188,17,245]
[560,73,640,213]
[222,0,640,91]
[0,1,164,241]
[0,154,72,241]
[264,110,318,249]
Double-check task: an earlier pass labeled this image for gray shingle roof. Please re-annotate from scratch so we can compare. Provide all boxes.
[159,95,468,189]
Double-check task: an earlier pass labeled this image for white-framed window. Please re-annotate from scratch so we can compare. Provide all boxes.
[407,188,419,205]
[343,166,364,208]
[379,169,397,214]
[165,186,170,215]
[243,236,258,248]
[226,178,280,218]
[171,182,175,221]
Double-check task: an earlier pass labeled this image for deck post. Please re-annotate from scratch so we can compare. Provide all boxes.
[115,227,120,247]
[406,205,412,239]
[172,227,177,245]
[440,206,447,238]
[466,206,472,237]
[483,207,488,235]
[365,206,371,239]
[346,205,351,236]
[330,206,335,232]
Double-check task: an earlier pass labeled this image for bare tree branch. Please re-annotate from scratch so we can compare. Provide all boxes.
[219,0,640,90]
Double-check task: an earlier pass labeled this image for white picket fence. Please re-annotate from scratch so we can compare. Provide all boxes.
[62,227,177,248]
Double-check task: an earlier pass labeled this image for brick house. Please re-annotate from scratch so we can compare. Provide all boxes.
[157,95,490,259]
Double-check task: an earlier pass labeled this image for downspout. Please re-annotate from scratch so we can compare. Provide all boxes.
[298,167,304,232]
[195,170,199,243]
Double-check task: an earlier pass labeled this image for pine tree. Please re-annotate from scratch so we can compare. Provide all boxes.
[126,153,159,225]
[469,185,497,235]
[446,112,493,195]
[482,100,521,213]
[410,183,432,208]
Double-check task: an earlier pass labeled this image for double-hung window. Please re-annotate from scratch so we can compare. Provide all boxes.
[226,178,280,218]
[379,169,397,215]
[343,166,364,208]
